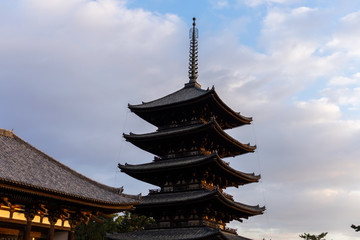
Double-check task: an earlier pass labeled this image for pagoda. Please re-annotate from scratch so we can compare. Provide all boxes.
[107,18,265,240]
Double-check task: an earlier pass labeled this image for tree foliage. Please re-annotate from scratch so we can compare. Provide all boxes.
[74,212,155,240]
[75,215,117,240]
[115,211,155,233]
[299,232,328,240]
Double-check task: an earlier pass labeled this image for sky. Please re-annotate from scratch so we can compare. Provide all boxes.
[1,0,360,239]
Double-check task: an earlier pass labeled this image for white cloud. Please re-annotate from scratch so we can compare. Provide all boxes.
[341,10,360,24]
[211,0,229,9]
[329,75,358,86]
[321,87,360,110]
[240,0,294,8]
[295,98,341,124]
[24,0,87,14]
[291,6,317,15]
[327,10,360,56]
[0,0,184,184]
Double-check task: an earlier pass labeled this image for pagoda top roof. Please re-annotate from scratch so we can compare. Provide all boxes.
[0,128,139,210]
[129,84,252,124]
[129,85,209,109]
[119,153,260,185]
[106,226,254,240]
[140,188,265,215]
[128,85,252,127]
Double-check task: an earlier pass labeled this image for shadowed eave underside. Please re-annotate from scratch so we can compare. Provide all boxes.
[118,152,260,186]
[128,86,252,129]
[139,188,265,216]
[106,226,254,240]
[123,118,256,158]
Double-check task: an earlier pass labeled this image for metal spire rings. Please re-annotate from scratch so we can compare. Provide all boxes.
[188,17,199,84]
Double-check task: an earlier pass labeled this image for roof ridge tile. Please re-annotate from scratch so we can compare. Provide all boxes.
[0,128,14,138]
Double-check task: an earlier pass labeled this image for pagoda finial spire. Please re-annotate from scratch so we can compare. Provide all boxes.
[186,17,201,88]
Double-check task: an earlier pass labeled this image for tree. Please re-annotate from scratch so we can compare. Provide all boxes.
[115,211,155,232]
[75,215,118,240]
[351,224,360,232]
[299,232,328,240]
[74,212,155,240]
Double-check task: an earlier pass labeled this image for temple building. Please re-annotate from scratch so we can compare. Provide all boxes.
[107,18,265,240]
[0,128,139,240]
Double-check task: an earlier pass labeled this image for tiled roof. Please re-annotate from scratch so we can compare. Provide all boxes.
[106,226,253,240]
[139,189,265,214]
[119,153,260,183]
[128,86,252,129]
[0,129,139,206]
[129,86,210,109]
[124,118,256,158]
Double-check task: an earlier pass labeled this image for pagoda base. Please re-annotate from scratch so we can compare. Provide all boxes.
[105,226,253,240]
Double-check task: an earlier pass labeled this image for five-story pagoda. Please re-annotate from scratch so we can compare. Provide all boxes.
[107,18,265,240]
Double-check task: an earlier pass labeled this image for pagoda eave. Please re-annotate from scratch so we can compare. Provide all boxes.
[129,87,252,130]
[118,153,260,187]
[211,89,253,124]
[123,119,256,159]
[137,189,264,217]
[106,226,256,240]
[128,86,210,110]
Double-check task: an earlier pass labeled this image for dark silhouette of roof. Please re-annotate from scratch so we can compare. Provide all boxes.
[129,86,252,129]
[124,118,255,159]
[139,188,265,216]
[119,152,260,186]
[106,226,253,240]
[129,86,209,109]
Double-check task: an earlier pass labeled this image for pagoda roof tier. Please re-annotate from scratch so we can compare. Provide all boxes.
[119,153,260,187]
[123,118,256,159]
[0,129,139,212]
[137,188,265,219]
[106,226,254,240]
[128,86,252,130]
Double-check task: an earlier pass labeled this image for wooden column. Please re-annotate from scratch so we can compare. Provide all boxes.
[47,220,56,240]
[23,219,32,240]
[47,212,60,240]
[68,228,75,240]
[67,212,85,240]
[67,219,79,240]
[23,208,36,240]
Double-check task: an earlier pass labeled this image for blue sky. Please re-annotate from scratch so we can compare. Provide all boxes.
[1,0,360,239]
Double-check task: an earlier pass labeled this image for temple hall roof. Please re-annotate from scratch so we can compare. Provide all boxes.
[106,226,253,240]
[0,128,139,208]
